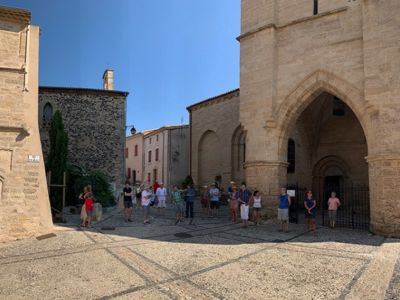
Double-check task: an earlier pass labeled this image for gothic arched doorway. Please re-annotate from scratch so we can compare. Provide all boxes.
[285,92,369,229]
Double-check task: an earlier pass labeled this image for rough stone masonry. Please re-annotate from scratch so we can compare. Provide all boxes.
[0,6,52,242]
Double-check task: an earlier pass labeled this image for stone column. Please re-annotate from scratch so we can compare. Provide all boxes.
[245,160,288,218]
[367,156,400,237]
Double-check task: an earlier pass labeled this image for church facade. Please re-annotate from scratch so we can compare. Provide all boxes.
[188,0,400,237]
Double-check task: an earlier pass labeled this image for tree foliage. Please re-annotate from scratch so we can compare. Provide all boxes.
[68,166,115,207]
[47,110,68,210]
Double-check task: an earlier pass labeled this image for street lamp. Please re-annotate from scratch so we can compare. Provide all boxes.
[126,125,137,135]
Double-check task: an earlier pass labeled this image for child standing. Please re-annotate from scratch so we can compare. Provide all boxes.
[252,191,262,225]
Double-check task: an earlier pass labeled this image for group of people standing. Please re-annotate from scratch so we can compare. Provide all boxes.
[201,182,262,228]
[121,180,342,234]
[122,181,196,225]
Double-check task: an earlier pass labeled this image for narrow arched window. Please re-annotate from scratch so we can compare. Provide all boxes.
[43,103,53,123]
[287,139,295,173]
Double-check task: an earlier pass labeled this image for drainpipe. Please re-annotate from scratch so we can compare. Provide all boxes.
[23,26,30,92]
[189,111,192,179]
[162,130,165,184]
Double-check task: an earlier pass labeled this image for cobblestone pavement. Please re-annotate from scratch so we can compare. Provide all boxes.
[0,204,399,300]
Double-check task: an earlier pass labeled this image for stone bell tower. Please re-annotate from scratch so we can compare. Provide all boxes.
[239,0,400,237]
[0,6,52,241]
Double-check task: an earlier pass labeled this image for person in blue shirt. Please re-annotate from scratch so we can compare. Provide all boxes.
[304,190,317,235]
[185,184,196,224]
[278,187,291,232]
[236,183,252,228]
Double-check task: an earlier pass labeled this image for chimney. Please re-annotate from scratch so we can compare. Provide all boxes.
[103,69,114,90]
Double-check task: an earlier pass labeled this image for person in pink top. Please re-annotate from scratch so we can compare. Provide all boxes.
[327,192,341,228]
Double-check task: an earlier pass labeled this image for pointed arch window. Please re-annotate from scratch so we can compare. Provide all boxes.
[43,103,53,126]
[287,139,295,173]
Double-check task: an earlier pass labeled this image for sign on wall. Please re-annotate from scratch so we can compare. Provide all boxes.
[28,155,40,163]
[287,190,295,197]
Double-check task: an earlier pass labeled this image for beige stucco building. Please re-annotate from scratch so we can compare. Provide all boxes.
[126,125,189,188]
[189,0,400,237]
[0,7,52,241]
[126,131,146,184]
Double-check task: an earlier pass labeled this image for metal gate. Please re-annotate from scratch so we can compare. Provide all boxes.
[322,184,370,230]
[288,184,370,230]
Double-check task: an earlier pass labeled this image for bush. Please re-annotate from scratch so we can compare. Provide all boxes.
[67,165,115,207]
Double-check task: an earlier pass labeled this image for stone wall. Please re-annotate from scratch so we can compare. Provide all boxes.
[239,0,400,236]
[189,90,243,188]
[0,7,52,242]
[39,88,127,194]
[167,126,190,187]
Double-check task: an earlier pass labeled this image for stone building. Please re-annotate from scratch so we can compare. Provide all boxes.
[39,70,128,193]
[126,125,190,188]
[0,6,52,241]
[187,89,243,187]
[189,0,400,237]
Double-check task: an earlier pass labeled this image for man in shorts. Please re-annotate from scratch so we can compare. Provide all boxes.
[156,182,167,214]
[123,181,133,222]
[278,187,291,232]
[208,183,221,217]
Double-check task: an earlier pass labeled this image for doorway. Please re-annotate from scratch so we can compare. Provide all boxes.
[324,176,343,198]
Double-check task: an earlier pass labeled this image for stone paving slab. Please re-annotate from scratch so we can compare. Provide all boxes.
[189,246,367,300]
[0,206,399,299]
[0,249,147,300]
[0,230,94,258]
[385,255,400,300]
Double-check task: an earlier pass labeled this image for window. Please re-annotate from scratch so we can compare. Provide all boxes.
[287,139,295,173]
[333,96,345,116]
[127,167,131,179]
[125,148,129,158]
[313,0,318,15]
[43,102,53,126]
[156,135,159,142]
[148,150,152,162]
[155,148,159,161]
[134,145,138,156]
[147,172,151,183]
[149,138,152,144]
[153,169,157,182]
[243,143,246,163]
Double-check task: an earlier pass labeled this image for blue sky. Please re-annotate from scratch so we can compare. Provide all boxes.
[1,0,241,133]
